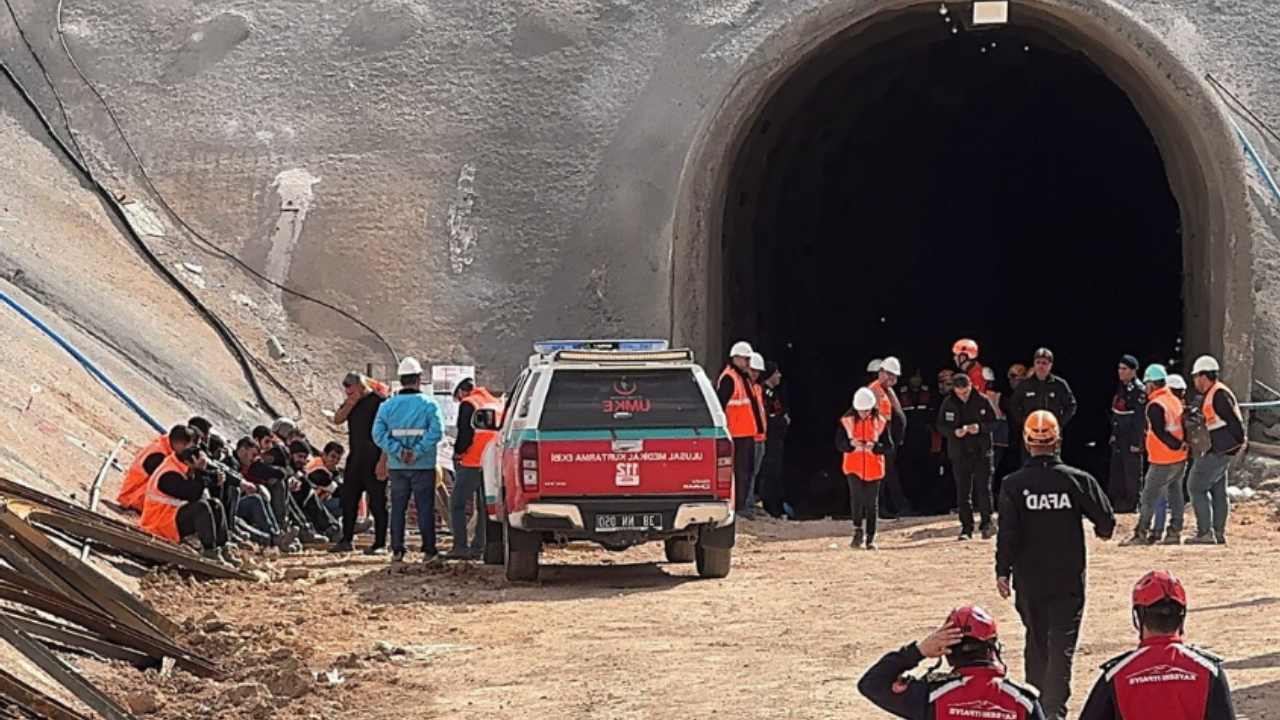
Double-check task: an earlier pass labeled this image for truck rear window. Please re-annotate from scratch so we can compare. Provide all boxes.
[538,369,714,430]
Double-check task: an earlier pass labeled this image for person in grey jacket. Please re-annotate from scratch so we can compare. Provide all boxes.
[373,357,445,563]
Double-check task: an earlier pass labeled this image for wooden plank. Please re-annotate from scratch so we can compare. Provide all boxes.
[0,504,179,638]
[0,667,89,720]
[29,511,253,581]
[0,532,91,609]
[0,615,135,720]
[0,582,220,679]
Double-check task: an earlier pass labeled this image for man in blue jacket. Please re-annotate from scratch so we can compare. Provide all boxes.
[373,357,445,563]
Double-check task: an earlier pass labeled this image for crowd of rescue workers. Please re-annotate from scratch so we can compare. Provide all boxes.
[719,337,1246,720]
[112,337,1247,720]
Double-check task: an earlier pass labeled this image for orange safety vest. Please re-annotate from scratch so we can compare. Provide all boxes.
[965,363,988,394]
[751,383,767,442]
[719,367,758,439]
[840,414,887,481]
[1202,381,1244,447]
[458,387,504,468]
[866,380,895,422]
[118,434,172,511]
[303,456,334,497]
[140,455,189,543]
[1145,387,1188,465]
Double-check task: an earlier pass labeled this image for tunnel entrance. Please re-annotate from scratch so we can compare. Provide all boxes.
[671,2,1255,517]
[728,8,1183,508]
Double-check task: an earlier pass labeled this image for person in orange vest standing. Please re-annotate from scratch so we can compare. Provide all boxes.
[1122,365,1189,546]
[836,388,890,549]
[141,446,238,564]
[449,378,503,560]
[117,425,196,512]
[1186,355,1245,545]
[718,341,764,517]
[952,338,988,394]
[869,356,909,518]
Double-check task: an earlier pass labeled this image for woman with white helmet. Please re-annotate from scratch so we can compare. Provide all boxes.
[836,387,891,549]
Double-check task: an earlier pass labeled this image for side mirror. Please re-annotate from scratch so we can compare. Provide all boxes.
[473,408,499,431]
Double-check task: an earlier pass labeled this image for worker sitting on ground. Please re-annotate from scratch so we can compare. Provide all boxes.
[304,442,346,521]
[141,445,239,565]
[288,441,341,542]
[236,437,305,549]
[1079,570,1237,719]
[253,424,290,469]
[858,605,1046,719]
[118,424,195,512]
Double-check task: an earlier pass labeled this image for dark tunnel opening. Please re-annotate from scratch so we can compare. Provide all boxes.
[721,10,1184,517]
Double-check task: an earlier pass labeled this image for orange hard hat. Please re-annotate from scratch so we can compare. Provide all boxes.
[1023,410,1061,447]
[952,338,979,360]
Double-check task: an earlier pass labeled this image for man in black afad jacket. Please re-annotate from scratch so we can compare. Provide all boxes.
[996,410,1116,720]
[1110,354,1148,513]
[936,374,998,540]
[1009,348,1078,457]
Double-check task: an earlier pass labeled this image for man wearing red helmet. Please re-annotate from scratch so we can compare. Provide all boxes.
[1080,571,1236,719]
[859,605,1046,719]
[953,338,989,394]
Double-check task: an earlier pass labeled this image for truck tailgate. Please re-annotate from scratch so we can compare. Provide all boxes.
[538,435,717,495]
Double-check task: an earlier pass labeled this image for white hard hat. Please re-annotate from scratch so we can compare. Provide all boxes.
[270,417,297,436]
[853,387,878,411]
[730,341,754,358]
[982,366,995,382]
[1167,374,1187,390]
[879,357,902,377]
[866,358,882,373]
[1191,355,1220,375]
[397,356,424,376]
[749,352,766,371]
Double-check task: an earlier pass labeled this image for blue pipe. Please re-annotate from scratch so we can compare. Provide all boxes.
[1229,115,1280,203]
[0,288,165,433]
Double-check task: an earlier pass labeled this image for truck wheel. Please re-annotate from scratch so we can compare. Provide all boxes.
[695,544,731,578]
[504,520,540,582]
[663,537,695,563]
[482,519,504,566]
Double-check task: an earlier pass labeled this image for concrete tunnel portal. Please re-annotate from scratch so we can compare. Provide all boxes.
[670,2,1254,514]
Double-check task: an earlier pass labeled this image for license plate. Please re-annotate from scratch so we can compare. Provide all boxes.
[595,513,663,532]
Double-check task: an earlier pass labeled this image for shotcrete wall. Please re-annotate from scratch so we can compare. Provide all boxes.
[1,0,1277,391]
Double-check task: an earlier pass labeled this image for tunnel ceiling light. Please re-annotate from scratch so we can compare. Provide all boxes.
[972,1,1009,26]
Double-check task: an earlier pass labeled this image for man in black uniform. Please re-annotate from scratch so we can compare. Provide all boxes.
[936,374,998,540]
[331,372,389,554]
[898,370,934,512]
[1009,348,1078,459]
[1110,355,1148,513]
[858,605,1046,719]
[996,410,1116,720]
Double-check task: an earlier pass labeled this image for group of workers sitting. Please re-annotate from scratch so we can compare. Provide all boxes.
[116,415,352,565]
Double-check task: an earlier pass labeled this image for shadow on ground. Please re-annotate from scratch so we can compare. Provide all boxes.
[1236,679,1280,719]
[1191,596,1280,614]
[1225,651,1280,671]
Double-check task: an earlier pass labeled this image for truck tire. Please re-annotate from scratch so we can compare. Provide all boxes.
[504,519,540,582]
[482,519,504,565]
[694,544,731,578]
[663,537,695,563]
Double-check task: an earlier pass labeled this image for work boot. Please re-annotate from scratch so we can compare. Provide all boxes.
[1185,533,1218,545]
[851,528,864,548]
[364,545,386,556]
[444,548,471,560]
[327,541,354,554]
[274,527,301,551]
[1160,532,1182,545]
[1215,533,1228,545]
[352,518,374,535]
[1119,533,1151,547]
[221,547,243,566]
[422,552,443,566]
[958,530,973,541]
[200,547,222,562]
[865,537,878,550]
[980,523,996,540]
[390,550,406,564]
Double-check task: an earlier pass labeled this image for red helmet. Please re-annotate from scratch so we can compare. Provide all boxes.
[953,338,979,360]
[1133,570,1187,608]
[947,605,998,642]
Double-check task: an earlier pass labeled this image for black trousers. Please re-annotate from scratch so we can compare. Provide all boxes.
[953,454,994,533]
[847,477,880,541]
[878,448,911,517]
[1109,448,1143,513]
[1015,590,1084,720]
[340,462,389,546]
[176,498,228,550]
[292,487,337,533]
[732,438,756,512]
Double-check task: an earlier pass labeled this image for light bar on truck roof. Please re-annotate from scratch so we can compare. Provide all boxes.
[552,348,694,363]
[533,339,670,353]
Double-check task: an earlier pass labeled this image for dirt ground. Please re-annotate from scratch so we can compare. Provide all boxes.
[73,501,1280,720]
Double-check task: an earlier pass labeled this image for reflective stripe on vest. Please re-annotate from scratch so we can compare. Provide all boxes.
[866,381,892,422]
[1146,387,1188,465]
[720,367,757,439]
[140,455,188,543]
[752,383,767,442]
[118,434,172,511]
[459,387,504,468]
[1202,382,1242,431]
[840,414,886,481]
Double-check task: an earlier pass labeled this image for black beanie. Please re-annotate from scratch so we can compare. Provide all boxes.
[1119,355,1139,370]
